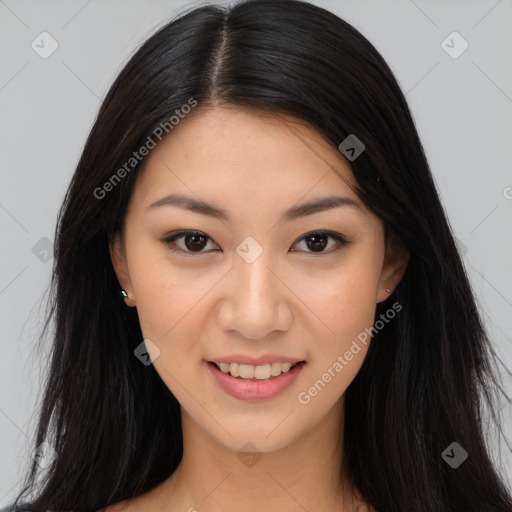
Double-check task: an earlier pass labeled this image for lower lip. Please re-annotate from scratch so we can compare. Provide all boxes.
[206,361,306,402]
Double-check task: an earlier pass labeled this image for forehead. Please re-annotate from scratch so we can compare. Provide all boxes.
[131,106,361,211]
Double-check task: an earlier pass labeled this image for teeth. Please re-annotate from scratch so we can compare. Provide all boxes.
[215,361,297,380]
[239,364,255,378]
[271,362,283,376]
[219,362,230,373]
[230,363,239,377]
[255,364,271,379]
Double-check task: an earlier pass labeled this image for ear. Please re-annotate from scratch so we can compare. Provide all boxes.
[110,232,136,307]
[376,232,409,304]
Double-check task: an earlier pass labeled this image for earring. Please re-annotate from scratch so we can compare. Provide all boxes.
[121,290,136,307]
[386,288,391,293]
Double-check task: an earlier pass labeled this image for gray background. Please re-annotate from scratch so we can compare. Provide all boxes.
[1,0,511,506]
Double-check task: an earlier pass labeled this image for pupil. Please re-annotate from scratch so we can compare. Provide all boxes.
[183,233,329,252]
[307,234,327,252]
[186,234,206,251]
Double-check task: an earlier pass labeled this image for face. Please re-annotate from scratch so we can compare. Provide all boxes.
[111,106,408,454]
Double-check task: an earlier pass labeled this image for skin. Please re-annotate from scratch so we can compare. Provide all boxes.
[109,106,409,512]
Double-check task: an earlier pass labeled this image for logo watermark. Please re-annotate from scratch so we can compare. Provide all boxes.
[338,134,365,161]
[297,301,402,404]
[442,442,468,468]
[94,97,198,200]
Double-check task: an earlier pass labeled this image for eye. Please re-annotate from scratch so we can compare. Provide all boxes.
[163,230,219,254]
[291,230,351,254]
[162,230,351,255]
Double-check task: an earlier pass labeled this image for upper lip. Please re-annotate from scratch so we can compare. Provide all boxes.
[208,355,305,366]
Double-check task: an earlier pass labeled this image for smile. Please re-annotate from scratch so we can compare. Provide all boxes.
[214,361,298,380]
[206,360,306,401]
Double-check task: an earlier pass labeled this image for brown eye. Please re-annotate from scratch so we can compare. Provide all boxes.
[292,231,350,254]
[164,231,218,253]
[304,233,329,252]
[163,229,350,255]
[183,233,208,251]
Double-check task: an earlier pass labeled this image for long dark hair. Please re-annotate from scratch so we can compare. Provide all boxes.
[7,1,511,511]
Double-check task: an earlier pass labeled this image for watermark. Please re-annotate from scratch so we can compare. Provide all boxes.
[338,134,365,161]
[93,97,198,200]
[237,441,262,468]
[236,236,264,264]
[31,31,59,59]
[441,31,469,60]
[503,186,512,200]
[442,442,468,468]
[32,236,53,263]
[33,441,58,469]
[134,338,161,366]
[297,301,402,405]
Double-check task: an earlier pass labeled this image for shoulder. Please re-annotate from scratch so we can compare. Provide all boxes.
[0,505,127,512]
[101,481,170,512]
[102,498,131,512]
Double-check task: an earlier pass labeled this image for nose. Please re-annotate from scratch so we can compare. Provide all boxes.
[217,251,293,340]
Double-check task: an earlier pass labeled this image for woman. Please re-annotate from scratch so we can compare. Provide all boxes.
[6,0,512,511]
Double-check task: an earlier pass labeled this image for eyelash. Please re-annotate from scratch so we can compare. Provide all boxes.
[162,230,351,256]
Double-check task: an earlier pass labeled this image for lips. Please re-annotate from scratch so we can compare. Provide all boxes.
[213,361,300,380]
[206,360,306,401]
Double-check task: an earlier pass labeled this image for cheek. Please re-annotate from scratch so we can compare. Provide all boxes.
[296,273,376,411]
[124,235,202,337]
[127,254,219,388]
[130,270,174,339]
[295,254,380,406]
[339,267,380,335]
[301,255,381,347]
[135,276,203,347]
[132,270,205,388]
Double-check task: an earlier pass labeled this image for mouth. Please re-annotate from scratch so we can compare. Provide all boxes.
[207,360,305,381]
[206,360,307,401]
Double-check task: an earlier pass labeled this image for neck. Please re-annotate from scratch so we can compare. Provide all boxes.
[153,397,365,512]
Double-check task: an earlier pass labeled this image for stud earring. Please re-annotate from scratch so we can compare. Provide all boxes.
[386,288,391,293]
[121,290,136,307]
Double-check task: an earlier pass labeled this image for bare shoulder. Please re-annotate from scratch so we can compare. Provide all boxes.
[102,477,176,511]
[102,499,131,512]
[102,492,156,512]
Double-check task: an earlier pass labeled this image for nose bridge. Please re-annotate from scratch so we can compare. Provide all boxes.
[235,243,278,310]
[221,239,290,338]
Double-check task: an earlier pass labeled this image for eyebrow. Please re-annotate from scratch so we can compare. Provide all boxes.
[146,193,363,222]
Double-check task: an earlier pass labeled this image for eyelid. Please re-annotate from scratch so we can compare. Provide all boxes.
[163,230,219,255]
[162,229,352,256]
[290,230,350,253]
